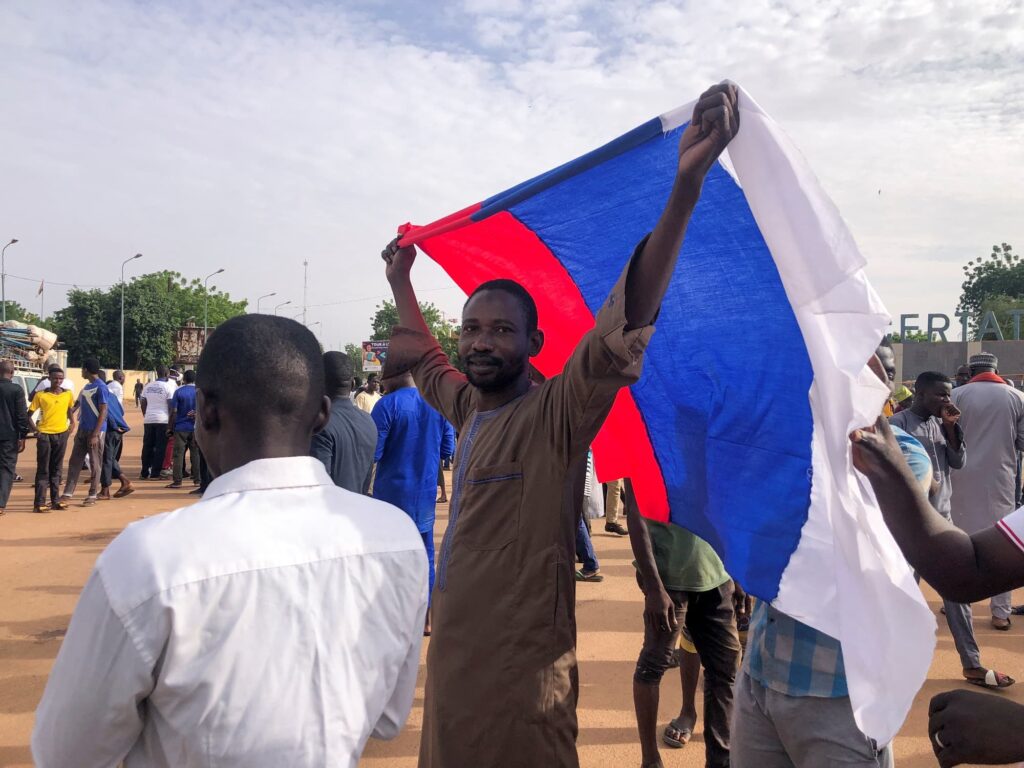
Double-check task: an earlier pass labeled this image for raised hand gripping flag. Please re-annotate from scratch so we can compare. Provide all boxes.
[398,86,934,744]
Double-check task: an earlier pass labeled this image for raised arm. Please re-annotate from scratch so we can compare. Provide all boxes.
[851,416,1024,603]
[624,83,739,329]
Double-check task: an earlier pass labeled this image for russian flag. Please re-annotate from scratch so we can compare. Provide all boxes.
[398,86,934,744]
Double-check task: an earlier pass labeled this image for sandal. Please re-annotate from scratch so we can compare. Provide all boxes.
[165,482,183,489]
[82,496,98,507]
[662,717,694,748]
[114,486,135,498]
[54,500,70,510]
[992,616,1012,631]
[575,569,604,582]
[33,505,51,514]
[965,669,1015,689]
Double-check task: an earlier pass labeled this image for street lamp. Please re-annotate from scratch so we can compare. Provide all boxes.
[274,300,292,315]
[256,292,276,313]
[2,238,19,324]
[120,253,142,370]
[309,320,322,341]
[203,268,225,344]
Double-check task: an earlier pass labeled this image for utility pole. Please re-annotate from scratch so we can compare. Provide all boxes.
[302,260,308,326]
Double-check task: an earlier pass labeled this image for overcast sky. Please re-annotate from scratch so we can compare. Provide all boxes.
[1,0,1021,348]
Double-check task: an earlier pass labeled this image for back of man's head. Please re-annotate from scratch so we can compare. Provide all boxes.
[183,369,196,384]
[196,315,324,438]
[114,369,125,383]
[968,352,998,376]
[156,364,169,378]
[0,360,13,378]
[83,357,101,376]
[323,351,354,395]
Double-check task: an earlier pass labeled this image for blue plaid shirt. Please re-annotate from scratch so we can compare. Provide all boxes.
[745,425,931,698]
[745,603,847,697]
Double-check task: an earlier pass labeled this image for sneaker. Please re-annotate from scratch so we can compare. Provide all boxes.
[604,522,628,536]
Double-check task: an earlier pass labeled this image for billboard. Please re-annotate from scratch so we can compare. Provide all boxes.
[175,323,205,365]
[361,340,388,373]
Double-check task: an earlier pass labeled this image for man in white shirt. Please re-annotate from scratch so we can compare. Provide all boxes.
[108,369,126,405]
[139,366,177,479]
[33,315,428,768]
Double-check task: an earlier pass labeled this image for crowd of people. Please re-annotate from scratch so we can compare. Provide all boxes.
[18,84,1024,768]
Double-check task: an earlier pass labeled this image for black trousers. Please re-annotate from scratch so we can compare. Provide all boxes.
[102,431,125,488]
[0,438,19,508]
[34,431,68,507]
[140,423,168,479]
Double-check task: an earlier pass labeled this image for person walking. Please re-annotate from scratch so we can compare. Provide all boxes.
[133,378,143,407]
[60,358,110,507]
[354,373,382,414]
[950,352,1024,630]
[166,369,199,488]
[98,385,134,501]
[27,366,75,513]
[627,478,742,768]
[139,366,176,480]
[0,360,28,515]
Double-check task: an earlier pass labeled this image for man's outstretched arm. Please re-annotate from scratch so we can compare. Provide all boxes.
[851,416,1024,603]
[624,83,739,330]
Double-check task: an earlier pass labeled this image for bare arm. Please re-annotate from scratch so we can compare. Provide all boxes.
[851,416,1024,603]
[624,479,678,632]
[624,83,739,330]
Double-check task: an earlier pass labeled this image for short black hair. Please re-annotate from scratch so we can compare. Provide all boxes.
[915,371,951,390]
[196,315,324,432]
[48,366,64,375]
[465,279,538,333]
[183,369,196,384]
[323,351,354,391]
[156,364,169,377]
[83,357,101,375]
[366,372,378,382]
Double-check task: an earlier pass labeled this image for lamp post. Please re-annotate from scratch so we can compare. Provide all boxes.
[256,292,276,313]
[2,238,19,324]
[309,320,322,342]
[203,268,225,345]
[274,300,291,315]
[120,253,142,370]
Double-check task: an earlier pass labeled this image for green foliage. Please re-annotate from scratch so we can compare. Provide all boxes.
[51,271,247,369]
[958,244,1023,333]
[370,299,461,368]
[976,294,1024,340]
[344,343,363,379]
[0,300,41,325]
[890,331,932,343]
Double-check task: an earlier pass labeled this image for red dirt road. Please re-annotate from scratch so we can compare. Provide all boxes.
[1,404,1021,767]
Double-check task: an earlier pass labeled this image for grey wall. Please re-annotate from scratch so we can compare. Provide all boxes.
[894,341,1024,385]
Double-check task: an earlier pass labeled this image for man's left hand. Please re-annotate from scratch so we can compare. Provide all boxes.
[850,416,907,481]
[732,581,750,622]
[929,689,1024,767]
[88,433,100,448]
[941,403,961,429]
[677,82,740,187]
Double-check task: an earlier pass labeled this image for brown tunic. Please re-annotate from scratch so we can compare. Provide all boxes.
[388,264,653,768]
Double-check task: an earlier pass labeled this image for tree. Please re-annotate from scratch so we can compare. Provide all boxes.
[890,331,932,343]
[344,343,363,379]
[958,243,1024,338]
[51,271,247,369]
[370,299,461,368]
[0,300,41,325]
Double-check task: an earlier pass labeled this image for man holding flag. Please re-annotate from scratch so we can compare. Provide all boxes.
[383,82,739,768]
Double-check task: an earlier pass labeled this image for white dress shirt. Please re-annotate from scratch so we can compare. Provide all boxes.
[107,379,124,405]
[33,456,428,768]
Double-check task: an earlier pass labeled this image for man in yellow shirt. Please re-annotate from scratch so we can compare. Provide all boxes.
[28,366,76,513]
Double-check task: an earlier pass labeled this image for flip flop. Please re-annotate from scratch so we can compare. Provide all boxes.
[575,570,604,582]
[966,669,1015,689]
[82,497,97,507]
[114,487,135,498]
[663,717,694,748]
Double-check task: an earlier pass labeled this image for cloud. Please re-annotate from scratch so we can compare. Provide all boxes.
[0,0,1021,350]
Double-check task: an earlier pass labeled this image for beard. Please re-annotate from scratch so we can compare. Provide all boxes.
[464,353,526,392]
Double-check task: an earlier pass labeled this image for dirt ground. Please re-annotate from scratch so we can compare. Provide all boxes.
[0,404,1021,768]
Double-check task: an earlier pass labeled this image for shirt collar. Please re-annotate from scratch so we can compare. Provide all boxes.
[203,456,333,500]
